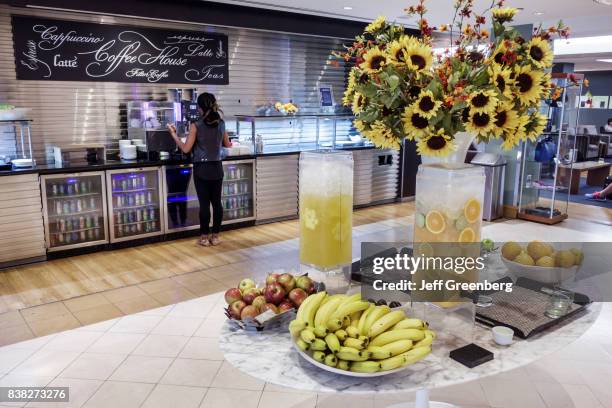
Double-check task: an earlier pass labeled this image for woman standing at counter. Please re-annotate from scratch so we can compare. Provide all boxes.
[167,93,232,246]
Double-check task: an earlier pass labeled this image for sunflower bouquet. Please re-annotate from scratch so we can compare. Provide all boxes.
[335,0,570,157]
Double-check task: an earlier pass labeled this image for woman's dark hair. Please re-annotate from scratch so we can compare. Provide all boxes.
[197,92,222,126]
[608,118,612,124]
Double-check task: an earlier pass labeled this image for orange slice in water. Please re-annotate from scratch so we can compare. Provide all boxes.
[464,198,481,224]
[425,210,446,234]
[458,227,476,243]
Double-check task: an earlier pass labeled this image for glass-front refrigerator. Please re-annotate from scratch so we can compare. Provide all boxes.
[106,167,164,242]
[163,164,199,232]
[41,172,109,251]
[222,160,256,224]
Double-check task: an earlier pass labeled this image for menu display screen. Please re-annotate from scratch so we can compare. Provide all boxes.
[11,15,229,84]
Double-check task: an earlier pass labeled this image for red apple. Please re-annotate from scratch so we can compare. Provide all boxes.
[277,273,296,293]
[296,276,315,294]
[229,300,246,319]
[278,300,294,313]
[264,282,286,305]
[265,273,281,285]
[238,278,256,293]
[242,288,260,305]
[240,305,260,320]
[288,288,308,307]
[224,288,242,305]
[252,295,266,310]
[261,303,278,314]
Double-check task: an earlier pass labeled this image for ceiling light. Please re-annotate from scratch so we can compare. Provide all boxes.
[534,11,544,16]
[593,0,612,5]
[343,6,353,10]
[596,59,612,63]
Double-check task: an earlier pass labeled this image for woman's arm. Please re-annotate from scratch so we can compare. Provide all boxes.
[168,123,197,153]
[222,131,232,148]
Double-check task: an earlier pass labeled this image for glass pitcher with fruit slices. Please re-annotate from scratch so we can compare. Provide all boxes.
[413,163,486,306]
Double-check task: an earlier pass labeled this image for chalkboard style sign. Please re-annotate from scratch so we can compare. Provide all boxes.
[11,15,229,85]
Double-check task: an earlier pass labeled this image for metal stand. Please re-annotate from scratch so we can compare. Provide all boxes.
[387,388,459,408]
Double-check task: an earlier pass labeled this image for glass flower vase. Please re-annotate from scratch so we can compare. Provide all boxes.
[299,151,354,294]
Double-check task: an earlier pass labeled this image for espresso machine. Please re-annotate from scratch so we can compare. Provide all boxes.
[168,88,200,160]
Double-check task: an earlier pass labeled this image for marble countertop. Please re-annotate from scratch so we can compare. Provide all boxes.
[219,302,601,394]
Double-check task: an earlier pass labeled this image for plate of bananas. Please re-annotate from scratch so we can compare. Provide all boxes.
[289,291,435,377]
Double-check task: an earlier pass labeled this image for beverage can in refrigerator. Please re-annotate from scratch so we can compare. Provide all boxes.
[51,184,58,196]
[136,223,142,233]
[88,229,94,240]
[79,216,85,229]
[140,175,146,188]
[74,182,80,194]
[58,218,66,232]
[132,177,139,189]
[87,180,93,193]
[136,209,142,222]
[112,178,117,191]
[86,215,92,229]
[94,215,99,227]
[81,181,88,193]
[67,184,74,195]
[55,201,62,215]
[80,230,86,241]
[115,211,121,224]
[121,179,127,191]
[70,200,77,213]
[76,199,82,212]
[57,233,64,244]
[90,197,96,210]
[148,207,155,220]
[59,184,66,195]
[63,201,70,214]
[73,218,79,230]
[151,220,157,231]
[147,191,153,204]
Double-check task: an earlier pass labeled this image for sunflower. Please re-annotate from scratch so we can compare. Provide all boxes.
[353,119,368,133]
[468,89,498,115]
[411,90,442,119]
[363,120,400,150]
[527,37,554,69]
[365,16,386,34]
[342,70,359,106]
[388,36,416,65]
[361,47,388,74]
[352,93,368,114]
[404,41,433,73]
[417,129,457,158]
[402,107,430,140]
[491,7,519,23]
[514,115,531,142]
[500,132,520,150]
[492,104,520,138]
[525,112,547,141]
[465,111,494,137]
[488,65,514,99]
[513,65,545,106]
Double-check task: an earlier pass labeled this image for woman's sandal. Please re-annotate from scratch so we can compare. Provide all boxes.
[198,236,212,246]
[210,234,221,246]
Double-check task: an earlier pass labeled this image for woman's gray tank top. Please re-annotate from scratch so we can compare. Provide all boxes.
[192,119,225,162]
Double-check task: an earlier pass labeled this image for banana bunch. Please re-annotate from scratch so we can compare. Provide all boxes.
[290,292,435,373]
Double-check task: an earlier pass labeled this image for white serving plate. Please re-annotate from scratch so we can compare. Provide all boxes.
[292,341,412,377]
[501,256,577,284]
[11,158,34,168]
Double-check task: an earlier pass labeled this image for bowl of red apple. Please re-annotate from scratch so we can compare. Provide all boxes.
[224,271,319,331]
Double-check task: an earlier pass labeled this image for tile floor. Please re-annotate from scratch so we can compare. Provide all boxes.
[0,215,611,407]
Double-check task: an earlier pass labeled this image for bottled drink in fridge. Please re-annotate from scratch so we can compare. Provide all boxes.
[59,218,66,232]
[67,184,74,195]
[74,182,80,194]
[147,191,152,204]
[51,184,58,196]
[79,216,85,229]
[90,197,96,210]
[56,201,62,215]
[80,230,86,241]
[57,233,64,244]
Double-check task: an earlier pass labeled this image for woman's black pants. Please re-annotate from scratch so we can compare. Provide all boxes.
[193,176,223,235]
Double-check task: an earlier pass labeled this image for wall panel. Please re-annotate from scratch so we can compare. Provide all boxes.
[0,5,348,164]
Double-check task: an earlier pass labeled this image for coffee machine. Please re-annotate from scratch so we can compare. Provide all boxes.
[168,89,200,159]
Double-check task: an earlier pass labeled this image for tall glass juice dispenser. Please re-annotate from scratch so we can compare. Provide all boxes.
[299,151,353,293]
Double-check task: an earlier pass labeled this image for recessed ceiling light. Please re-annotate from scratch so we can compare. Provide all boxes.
[534,11,545,15]
[596,59,612,63]
[343,6,353,10]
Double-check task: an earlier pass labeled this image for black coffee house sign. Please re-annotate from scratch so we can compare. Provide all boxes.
[11,16,229,84]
